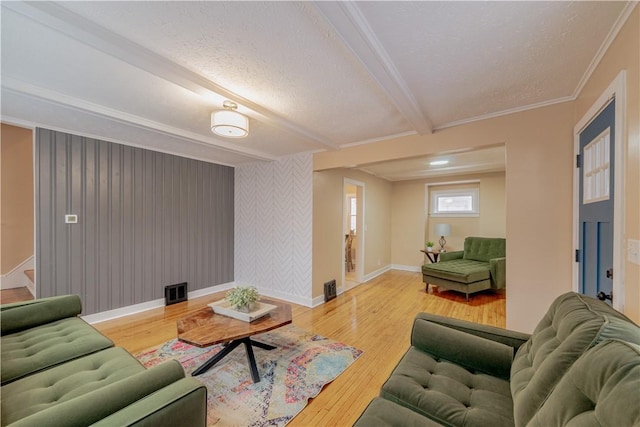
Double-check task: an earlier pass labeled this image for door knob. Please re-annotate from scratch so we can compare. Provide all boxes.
[606,268,613,279]
[597,291,612,302]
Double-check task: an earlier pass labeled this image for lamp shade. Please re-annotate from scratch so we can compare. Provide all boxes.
[211,109,249,138]
[434,223,451,237]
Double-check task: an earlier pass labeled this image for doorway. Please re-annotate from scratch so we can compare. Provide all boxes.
[343,179,364,290]
[573,71,626,311]
[577,100,615,304]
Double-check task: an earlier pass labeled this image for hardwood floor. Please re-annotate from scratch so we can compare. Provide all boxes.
[94,270,505,426]
[0,287,34,304]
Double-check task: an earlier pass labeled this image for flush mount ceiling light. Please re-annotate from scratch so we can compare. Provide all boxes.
[430,160,449,166]
[211,100,249,138]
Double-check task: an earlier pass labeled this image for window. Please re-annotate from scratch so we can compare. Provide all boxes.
[430,188,479,217]
[348,197,357,233]
[583,128,610,204]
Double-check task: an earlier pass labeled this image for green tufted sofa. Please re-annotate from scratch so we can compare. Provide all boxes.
[422,236,506,301]
[0,295,207,427]
[354,292,640,426]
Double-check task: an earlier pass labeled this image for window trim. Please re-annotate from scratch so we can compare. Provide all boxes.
[430,187,480,217]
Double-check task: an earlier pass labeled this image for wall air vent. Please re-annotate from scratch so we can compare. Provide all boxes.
[324,280,337,302]
[165,282,188,305]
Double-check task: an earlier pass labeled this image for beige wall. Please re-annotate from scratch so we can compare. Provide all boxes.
[391,172,505,269]
[574,6,640,322]
[315,101,575,332]
[1,124,34,274]
[313,168,392,297]
[313,8,640,330]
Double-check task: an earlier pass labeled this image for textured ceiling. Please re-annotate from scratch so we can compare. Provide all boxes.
[0,1,632,171]
[357,146,506,181]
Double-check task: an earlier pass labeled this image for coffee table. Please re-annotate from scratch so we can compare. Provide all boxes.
[177,298,292,383]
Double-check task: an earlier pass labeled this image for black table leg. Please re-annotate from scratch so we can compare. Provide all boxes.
[243,339,260,383]
[191,337,277,382]
[249,339,276,350]
[192,339,243,376]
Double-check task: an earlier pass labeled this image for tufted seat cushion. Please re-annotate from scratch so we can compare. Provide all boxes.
[528,340,640,426]
[510,292,640,427]
[381,347,514,426]
[1,347,186,426]
[1,347,144,425]
[1,317,113,384]
[421,259,490,284]
[353,397,445,427]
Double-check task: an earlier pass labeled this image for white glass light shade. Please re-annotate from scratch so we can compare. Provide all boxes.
[434,223,451,237]
[211,110,249,138]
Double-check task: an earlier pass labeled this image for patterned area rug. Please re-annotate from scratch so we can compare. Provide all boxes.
[135,325,363,426]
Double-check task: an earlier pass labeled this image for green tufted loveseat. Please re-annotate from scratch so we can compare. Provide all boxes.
[0,295,207,427]
[422,236,506,301]
[354,292,640,426]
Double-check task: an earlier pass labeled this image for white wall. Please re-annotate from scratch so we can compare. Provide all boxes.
[235,152,314,306]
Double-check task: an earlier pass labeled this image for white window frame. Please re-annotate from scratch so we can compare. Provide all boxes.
[348,196,357,233]
[430,188,479,217]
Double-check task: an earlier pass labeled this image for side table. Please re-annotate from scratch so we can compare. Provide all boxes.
[420,249,439,264]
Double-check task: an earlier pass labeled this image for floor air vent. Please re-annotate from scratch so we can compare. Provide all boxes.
[324,280,337,302]
[165,282,188,305]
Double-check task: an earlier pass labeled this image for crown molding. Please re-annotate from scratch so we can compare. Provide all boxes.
[572,1,638,99]
[3,1,338,150]
[433,95,575,131]
[2,78,278,162]
[314,1,432,135]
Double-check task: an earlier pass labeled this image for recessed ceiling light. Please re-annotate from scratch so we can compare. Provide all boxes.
[430,160,449,166]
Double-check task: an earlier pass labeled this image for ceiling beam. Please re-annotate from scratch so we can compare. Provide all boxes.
[2,78,278,162]
[3,1,339,150]
[314,1,432,135]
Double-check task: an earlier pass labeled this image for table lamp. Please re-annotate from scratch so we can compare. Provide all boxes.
[434,223,451,252]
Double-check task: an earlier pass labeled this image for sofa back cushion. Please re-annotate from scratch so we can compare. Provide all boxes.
[510,292,640,427]
[1,295,82,335]
[527,339,640,427]
[463,237,506,262]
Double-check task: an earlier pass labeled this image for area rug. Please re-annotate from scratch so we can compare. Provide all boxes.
[135,325,363,426]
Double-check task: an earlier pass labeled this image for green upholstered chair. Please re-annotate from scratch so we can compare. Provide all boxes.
[422,237,506,300]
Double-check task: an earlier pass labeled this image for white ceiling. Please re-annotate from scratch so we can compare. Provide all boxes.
[358,145,506,181]
[0,1,632,172]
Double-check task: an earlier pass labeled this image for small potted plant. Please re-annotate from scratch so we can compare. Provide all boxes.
[226,286,260,312]
[426,241,435,252]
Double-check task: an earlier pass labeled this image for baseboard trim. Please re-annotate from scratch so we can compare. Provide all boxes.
[391,264,421,272]
[233,281,315,308]
[1,256,35,290]
[362,265,392,282]
[84,280,319,324]
[84,281,236,324]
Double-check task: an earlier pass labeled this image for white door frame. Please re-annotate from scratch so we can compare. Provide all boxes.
[572,70,626,311]
[343,178,365,287]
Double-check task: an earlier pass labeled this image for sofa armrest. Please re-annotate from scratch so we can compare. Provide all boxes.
[411,317,514,379]
[414,312,530,351]
[490,257,506,289]
[1,295,82,335]
[439,250,464,262]
[8,360,186,427]
[90,378,207,427]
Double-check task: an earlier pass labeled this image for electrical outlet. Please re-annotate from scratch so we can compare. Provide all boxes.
[628,239,640,265]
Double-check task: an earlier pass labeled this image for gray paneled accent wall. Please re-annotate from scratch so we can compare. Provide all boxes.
[35,128,234,315]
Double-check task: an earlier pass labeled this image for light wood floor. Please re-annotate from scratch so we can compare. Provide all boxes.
[94,270,505,426]
[0,287,34,304]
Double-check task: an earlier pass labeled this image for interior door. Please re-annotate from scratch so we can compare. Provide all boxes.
[578,100,615,304]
